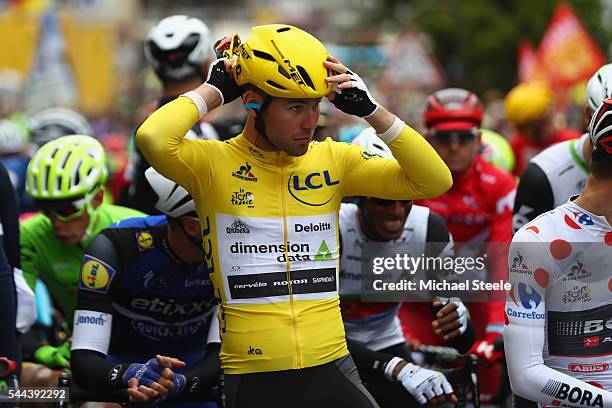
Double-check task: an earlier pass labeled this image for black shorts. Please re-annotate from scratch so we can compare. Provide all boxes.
[223,354,380,408]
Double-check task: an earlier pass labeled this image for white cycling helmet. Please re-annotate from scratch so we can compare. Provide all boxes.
[144,15,214,81]
[586,64,612,113]
[0,120,28,154]
[351,127,394,159]
[28,108,93,147]
[145,167,196,218]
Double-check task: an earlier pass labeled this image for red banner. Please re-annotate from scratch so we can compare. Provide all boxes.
[536,2,606,89]
[517,40,546,83]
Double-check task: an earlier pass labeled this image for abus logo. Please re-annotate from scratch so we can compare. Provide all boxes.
[248,346,262,355]
[568,363,608,373]
[76,313,108,326]
[288,170,339,206]
[541,379,603,407]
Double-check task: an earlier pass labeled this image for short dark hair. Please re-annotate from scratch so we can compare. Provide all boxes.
[590,148,612,180]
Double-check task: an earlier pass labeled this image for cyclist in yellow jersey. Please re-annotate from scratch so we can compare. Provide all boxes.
[136,24,452,408]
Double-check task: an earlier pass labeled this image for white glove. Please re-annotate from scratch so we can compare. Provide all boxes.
[385,357,453,405]
[438,297,468,335]
[14,267,37,334]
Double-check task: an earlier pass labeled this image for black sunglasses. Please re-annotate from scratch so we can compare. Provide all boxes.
[371,198,412,207]
[430,129,479,145]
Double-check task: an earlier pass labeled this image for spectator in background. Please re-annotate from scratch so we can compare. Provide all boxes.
[122,15,244,215]
[504,81,580,176]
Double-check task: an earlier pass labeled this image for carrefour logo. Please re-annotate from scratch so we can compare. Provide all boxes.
[288,170,339,206]
[510,282,542,309]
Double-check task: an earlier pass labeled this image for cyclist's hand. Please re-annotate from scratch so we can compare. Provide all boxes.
[204,57,241,105]
[34,342,71,369]
[123,356,182,394]
[324,55,379,118]
[432,298,468,341]
[127,378,160,405]
[468,333,503,364]
[386,358,456,405]
[154,355,186,400]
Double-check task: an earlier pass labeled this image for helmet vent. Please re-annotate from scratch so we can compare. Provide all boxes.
[277,66,290,79]
[276,27,291,33]
[253,50,275,61]
[58,151,70,170]
[41,165,49,194]
[73,160,82,186]
[296,65,315,90]
[266,80,287,90]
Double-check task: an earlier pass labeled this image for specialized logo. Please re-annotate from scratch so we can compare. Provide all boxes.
[109,365,122,385]
[568,363,608,373]
[79,255,116,294]
[573,211,594,226]
[541,379,603,407]
[288,170,339,206]
[136,231,154,251]
[315,240,332,260]
[562,285,591,303]
[185,277,212,288]
[247,346,262,356]
[143,270,171,289]
[510,251,531,274]
[226,219,250,234]
[232,162,257,182]
[75,313,108,326]
[230,189,255,208]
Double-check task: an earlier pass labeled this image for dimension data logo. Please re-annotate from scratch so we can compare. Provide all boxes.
[232,162,257,182]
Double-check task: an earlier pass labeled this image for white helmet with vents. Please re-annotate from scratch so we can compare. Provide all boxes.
[144,15,214,81]
[145,167,196,218]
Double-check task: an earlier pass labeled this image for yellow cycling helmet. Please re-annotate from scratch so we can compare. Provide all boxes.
[232,24,332,98]
[26,134,108,201]
[504,81,553,126]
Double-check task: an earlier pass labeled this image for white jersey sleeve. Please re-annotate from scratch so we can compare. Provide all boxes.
[505,226,612,407]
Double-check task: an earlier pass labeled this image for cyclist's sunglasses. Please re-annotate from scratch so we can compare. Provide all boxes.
[371,198,412,207]
[214,34,241,59]
[430,129,479,146]
[41,189,98,222]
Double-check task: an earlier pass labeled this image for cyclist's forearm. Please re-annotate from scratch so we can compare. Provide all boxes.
[505,325,612,407]
[71,349,129,391]
[346,338,410,380]
[179,343,221,397]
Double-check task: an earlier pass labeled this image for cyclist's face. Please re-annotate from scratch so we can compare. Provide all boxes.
[428,130,479,174]
[360,199,413,241]
[48,210,91,245]
[263,98,321,156]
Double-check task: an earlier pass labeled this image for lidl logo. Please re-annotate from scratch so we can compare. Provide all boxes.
[80,255,115,294]
[136,231,154,251]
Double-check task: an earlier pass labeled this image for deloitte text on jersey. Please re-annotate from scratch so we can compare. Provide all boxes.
[359,242,513,302]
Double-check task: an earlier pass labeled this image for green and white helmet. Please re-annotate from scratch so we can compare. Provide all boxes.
[26,135,108,200]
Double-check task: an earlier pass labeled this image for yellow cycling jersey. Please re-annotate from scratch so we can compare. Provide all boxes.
[136,96,452,374]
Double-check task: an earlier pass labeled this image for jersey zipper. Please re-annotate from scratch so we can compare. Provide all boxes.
[278,153,302,369]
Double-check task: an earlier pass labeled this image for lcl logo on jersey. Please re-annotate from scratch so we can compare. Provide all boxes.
[288,170,339,206]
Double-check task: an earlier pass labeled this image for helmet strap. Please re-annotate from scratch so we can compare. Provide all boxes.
[252,94,284,151]
[80,202,99,244]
